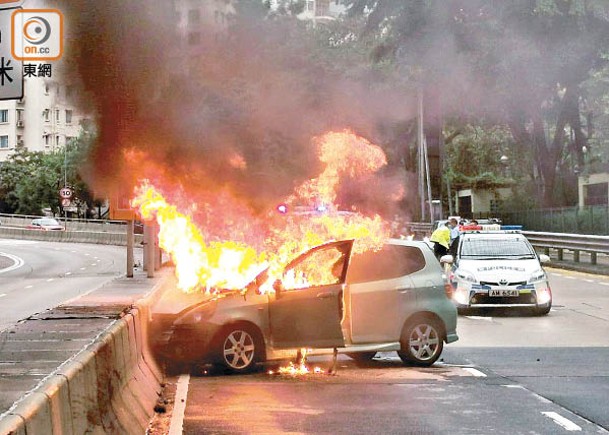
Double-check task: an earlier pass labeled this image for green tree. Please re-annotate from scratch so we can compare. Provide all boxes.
[345,0,609,207]
[0,133,98,216]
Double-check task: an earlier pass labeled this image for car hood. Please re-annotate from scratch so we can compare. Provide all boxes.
[457,258,542,283]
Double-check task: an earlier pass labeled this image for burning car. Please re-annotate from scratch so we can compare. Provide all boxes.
[156,238,458,373]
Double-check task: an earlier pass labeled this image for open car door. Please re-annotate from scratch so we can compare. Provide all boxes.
[269,240,353,350]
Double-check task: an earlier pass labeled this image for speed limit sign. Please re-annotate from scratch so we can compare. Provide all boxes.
[59,187,73,199]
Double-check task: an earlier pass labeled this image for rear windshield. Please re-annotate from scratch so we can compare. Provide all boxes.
[460,237,536,259]
[347,245,426,284]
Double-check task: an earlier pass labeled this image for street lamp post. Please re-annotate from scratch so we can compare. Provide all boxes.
[500,155,509,178]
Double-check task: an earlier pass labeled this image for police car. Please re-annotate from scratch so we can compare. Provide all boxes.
[441,228,552,315]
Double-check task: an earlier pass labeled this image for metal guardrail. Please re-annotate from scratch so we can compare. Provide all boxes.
[405,222,608,268]
[405,222,432,239]
[523,231,609,265]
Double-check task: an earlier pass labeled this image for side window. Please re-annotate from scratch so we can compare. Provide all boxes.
[347,245,426,284]
[282,243,350,290]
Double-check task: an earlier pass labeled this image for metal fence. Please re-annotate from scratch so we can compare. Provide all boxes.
[479,205,609,235]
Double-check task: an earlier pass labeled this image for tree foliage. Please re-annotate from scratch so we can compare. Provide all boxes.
[0,133,98,216]
[344,0,609,208]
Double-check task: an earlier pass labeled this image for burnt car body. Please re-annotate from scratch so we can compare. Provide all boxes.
[157,239,458,373]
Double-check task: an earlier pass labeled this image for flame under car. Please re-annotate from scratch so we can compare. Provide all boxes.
[156,239,459,373]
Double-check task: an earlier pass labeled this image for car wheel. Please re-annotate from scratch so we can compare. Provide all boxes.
[218,325,264,373]
[533,304,551,316]
[398,317,444,367]
[347,352,377,364]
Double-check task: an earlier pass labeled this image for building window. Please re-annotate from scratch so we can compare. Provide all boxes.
[188,31,201,45]
[16,109,23,121]
[585,183,609,206]
[188,9,201,25]
[44,109,50,122]
[44,135,50,146]
[0,136,8,149]
[0,110,8,123]
[65,109,73,124]
[56,135,60,146]
[55,109,60,123]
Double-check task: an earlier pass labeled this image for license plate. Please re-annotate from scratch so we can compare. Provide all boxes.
[489,289,519,297]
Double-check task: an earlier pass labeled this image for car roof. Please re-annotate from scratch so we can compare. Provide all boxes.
[460,231,524,239]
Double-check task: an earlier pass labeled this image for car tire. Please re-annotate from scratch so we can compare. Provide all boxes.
[397,317,444,367]
[347,352,377,364]
[533,304,551,316]
[217,324,264,374]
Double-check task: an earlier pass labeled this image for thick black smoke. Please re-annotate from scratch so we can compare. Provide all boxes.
[56,1,416,219]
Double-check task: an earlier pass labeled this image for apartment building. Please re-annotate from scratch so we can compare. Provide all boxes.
[0,76,87,163]
[299,0,346,20]
[173,0,235,48]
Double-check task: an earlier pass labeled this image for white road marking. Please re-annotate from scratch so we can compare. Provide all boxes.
[46,278,54,282]
[168,374,190,435]
[25,285,33,289]
[0,240,36,245]
[464,316,493,322]
[80,267,86,270]
[564,276,576,280]
[503,385,552,404]
[584,279,595,283]
[542,412,582,431]
[0,252,25,274]
[65,272,72,276]
[0,294,6,298]
[463,367,486,377]
[599,282,609,287]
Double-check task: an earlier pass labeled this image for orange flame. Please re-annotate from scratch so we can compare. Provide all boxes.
[131,181,266,292]
[295,130,387,205]
[268,350,324,376]
[129,130,392,294]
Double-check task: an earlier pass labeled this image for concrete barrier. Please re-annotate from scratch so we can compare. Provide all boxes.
[0,283,166,435]
[0,227,144,246]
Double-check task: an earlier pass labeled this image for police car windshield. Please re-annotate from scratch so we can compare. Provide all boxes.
[460,237,536,259]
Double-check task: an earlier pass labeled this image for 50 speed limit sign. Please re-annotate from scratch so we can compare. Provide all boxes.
[59,187,73,199]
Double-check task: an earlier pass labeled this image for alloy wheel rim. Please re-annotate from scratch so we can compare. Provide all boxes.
[223,330,255,369]
[409,324,440,361]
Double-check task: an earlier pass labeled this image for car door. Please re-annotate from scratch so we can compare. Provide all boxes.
[346,244,419,343]
[269,240,353,350]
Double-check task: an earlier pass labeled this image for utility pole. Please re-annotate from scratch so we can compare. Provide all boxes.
[418,89,434,223]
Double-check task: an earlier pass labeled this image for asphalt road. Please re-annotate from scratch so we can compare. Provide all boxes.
[0,239,134,331]
[153,268,609,434]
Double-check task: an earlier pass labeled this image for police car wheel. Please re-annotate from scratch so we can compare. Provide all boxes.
[533,305,551,316]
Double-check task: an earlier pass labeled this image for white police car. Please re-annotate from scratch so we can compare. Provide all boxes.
[441,230,552,315]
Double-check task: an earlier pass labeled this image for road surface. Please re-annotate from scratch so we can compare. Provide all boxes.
[152,268,609,434]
